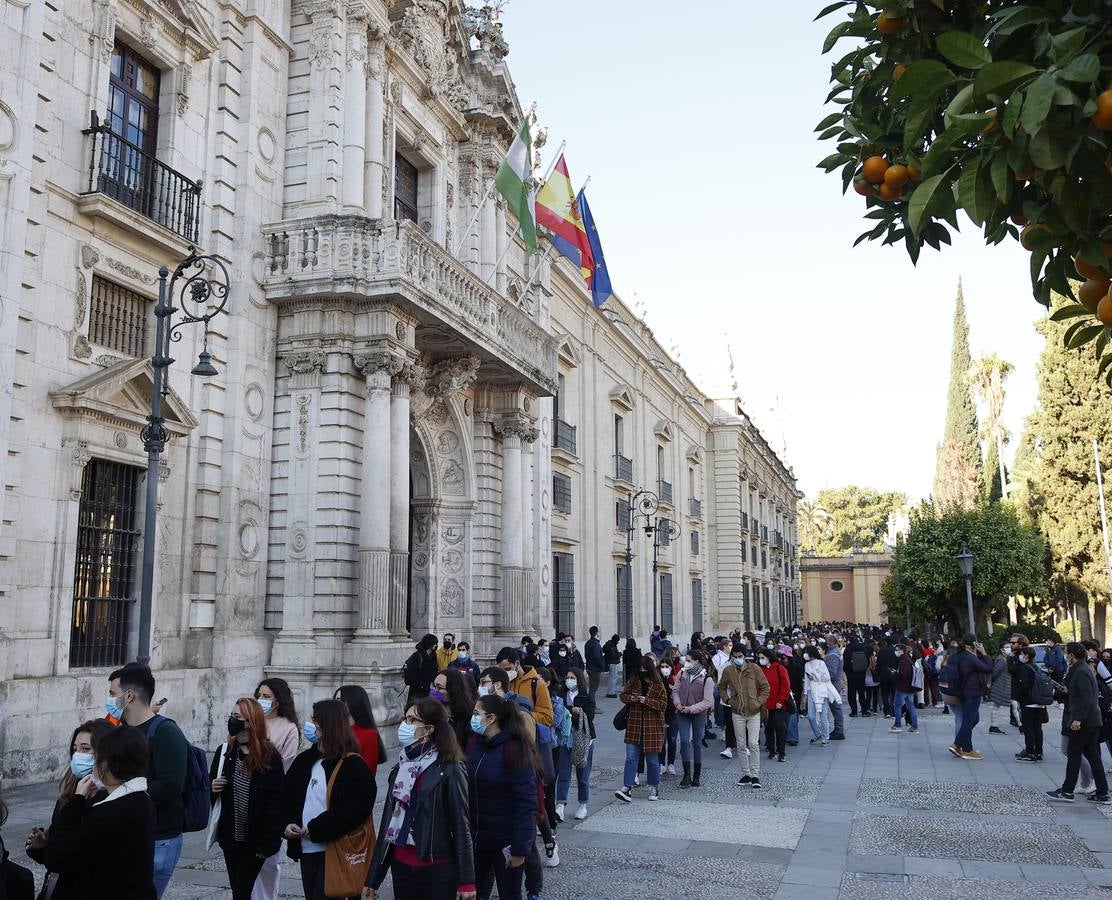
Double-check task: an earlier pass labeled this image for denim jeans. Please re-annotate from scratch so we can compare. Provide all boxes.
[556,743,594,804]
[893,690,918,729]
[786,708,800,744]
[623,741,659,787]
[806,695,831,741]
[153,834,183,898]
[713,689,727,727]
[955,696,981,751]
[608,664,619,695]
[664,718,679,765]
[677,712,707,765]
[829,697,844,734]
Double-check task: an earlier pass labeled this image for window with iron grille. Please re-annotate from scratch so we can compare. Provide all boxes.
[615,498,630,530]
[690,530,699,555]
[394,154,418,222]
[553,551,575,635]
[553,472,572,514]
[70,458,142,667]
[658,518,672,546]
[692,578,704,633]
[761,550,767,570]
[742,581,751,629]
[751,543,758,565]
[763,586,771,625]
[616,564,632,637]
[90,275,149,357]
[659,572,673,633]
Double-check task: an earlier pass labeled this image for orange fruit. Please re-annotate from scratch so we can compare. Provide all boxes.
[884,164,910,188]
[907,163,922,181]
[1080,278,1111,313]
[893,64,907,81]
[877,11,906,34]
[1020,224,1051,251]
[878,182,903,201]
[853,177,873,197]
[862,156,889,184]
[1075,255,1110,281]
[1094,89,1112,131]
[1098,290,1112,326]
[1010,211,1028,226]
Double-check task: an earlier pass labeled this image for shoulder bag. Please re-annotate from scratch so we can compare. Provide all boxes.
[571,706,591,768]
[205,746,227,853]
[323,754,377,897]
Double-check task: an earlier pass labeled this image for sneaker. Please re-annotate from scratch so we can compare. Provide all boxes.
[1015,751,1035,761]
[961,750,983,760]
[574,803,588,820]
[614,786,633,803]
[947,743,962,758]
[648,786,659,801]
[529,894,541,900]
[666,764,676,775]
[849,712,858,718]
[1047,788,1075,802]
[821,739,829,746]
[1088,793,1111,804]
[1081,785,1098,797]
[809,737,821,744]
[750,777,761,789]
[907,727,919,734]
[830,731,845,741]
[737,775,752,786]
[862,711,871,717]
[555,803,565,823]
[778,753,786,762]
[545,843,560,868]
[889,725,902,733]
[988,726,1005,735]
[720,747,734,759]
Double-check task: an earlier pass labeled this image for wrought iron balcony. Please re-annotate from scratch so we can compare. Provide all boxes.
[82,112,201,243]
[690,498,702,519]
[554,419,577,455]
[615,454,633,483]
[658,480,673,505]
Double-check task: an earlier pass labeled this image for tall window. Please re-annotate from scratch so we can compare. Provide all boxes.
[657,445,664,480]
[103,42,160,205]
[553,552,575,635]
[614,414,624,456]
[553,472,572,514]
[616,564,632,637]
[70,459,142,667]
[394,154,418,223]
[554,373,565,421]
[691,578,704,633]
[659,572,673,633]
[742,581,751,629]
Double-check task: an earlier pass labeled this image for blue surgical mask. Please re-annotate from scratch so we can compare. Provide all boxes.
[257,698,274,716]
[732,657,747,667]
[565,679,577,691]
[303,722,319,744]
[477,685,491,697]
[397,722,418,747]
[70,752,95,779]
[104,696,124,719]
[458,652,470,661]
[470,714,488,736]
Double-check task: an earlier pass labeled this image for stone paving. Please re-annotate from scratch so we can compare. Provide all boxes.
[5,697,1112,899]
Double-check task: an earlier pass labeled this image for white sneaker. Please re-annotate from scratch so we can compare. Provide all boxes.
[574,803,588,820]
[545,842,560,868]
[666,764,676,775]
[648,786,659,801]
[555,803,565,822]
[633,775,640,786]
[720,747,734,759]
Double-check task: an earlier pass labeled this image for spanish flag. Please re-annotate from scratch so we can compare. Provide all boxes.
[535,154,594,284]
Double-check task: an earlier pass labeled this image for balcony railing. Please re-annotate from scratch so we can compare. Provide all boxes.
[658,480,673,505]
[615,454,633,483]
[554,419,577,455]
[690,498,702,519]
[82,111,201,242]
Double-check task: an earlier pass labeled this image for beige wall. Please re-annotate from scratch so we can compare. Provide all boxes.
[801,554,891,624]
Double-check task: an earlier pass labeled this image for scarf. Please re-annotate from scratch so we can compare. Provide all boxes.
[384,743,438,847]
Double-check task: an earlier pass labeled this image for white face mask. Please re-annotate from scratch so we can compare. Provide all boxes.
[895,650,903,657]
[477,684,491,697]
[660,665,672,676]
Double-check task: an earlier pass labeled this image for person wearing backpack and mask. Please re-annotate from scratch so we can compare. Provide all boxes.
[496,648,554,726]
[1048,643,1111,803]
[844,634,872,718]
[944,635,995,760]
[1014,644,1051,762]
[106,663,189,898]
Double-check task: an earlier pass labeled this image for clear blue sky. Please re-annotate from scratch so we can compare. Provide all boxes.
[500,0,1044,502]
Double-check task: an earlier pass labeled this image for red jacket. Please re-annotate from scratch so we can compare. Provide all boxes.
[764,661,791,710]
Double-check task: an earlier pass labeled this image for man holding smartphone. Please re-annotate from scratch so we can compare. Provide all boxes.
[945,634,994,761]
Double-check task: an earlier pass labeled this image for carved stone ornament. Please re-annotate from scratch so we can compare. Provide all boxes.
[139,14,160,48]
[80,244,100,268]
[74,269,87,329]
[424,355,480,398]
[74,334,93,359]
[346,16,368,71]
[495,415,534,442]
[353,350,404,379]
[390,0,451,96]
[105,256,155,284]
[441,578,463,616]
[309,5,339,69]
[282,349,326,376]
[462,5,509,60]
[295,394,312,453]
[177,64,192,117]
[395,361,426,390]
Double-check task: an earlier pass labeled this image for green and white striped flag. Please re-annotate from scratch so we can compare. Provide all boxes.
[495,118,537,253]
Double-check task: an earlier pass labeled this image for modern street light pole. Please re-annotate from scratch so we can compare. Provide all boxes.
[137,250,230,665]
[956,544,975,637]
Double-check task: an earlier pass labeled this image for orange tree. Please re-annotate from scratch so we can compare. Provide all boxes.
[816,1,1112,378]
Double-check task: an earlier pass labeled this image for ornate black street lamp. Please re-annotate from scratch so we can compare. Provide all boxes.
[621,488,681,634]
[137,250,230,665]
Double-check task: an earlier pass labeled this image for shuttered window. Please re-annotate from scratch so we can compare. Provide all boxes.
[616,564,632,638]
[553,472,572,514]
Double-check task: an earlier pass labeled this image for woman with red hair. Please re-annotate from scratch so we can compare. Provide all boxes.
[209,697,285,899]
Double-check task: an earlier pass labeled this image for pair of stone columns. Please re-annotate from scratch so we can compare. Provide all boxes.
[495,415,539,633]
[343,18,385,217]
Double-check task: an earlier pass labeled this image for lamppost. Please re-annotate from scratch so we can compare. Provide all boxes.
[137,250,230,665]
[956,544,975,637]
[651,515,680,631]
[621,488,681,634]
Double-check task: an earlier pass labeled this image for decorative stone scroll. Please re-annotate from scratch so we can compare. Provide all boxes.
[423,355,481,399]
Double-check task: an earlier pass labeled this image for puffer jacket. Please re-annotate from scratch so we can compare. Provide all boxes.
[464,730,538,858]
[672,667,714,715]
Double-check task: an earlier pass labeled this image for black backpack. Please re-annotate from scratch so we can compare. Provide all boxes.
[851,650,867,673]
[0,836,33,900]
[1029,665,1055,707]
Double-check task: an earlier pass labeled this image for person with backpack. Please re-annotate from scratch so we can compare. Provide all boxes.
[672,650,714,788]
[844,635,872,718]
[106,663,190,898]
[496,648,555,726]
[1045,633,1068,681]
[944,635,994,761]
[1013,644,1051,762]
[920,639,941,709]
[403,635,440,706]
[1047,642,1111,803]
[602,634,623,697]
[584,626,606,699]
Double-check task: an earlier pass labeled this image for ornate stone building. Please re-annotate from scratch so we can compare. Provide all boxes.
[0,0,797,781]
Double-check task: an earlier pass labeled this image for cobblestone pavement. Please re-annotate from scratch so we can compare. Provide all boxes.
[6,698,1112,899]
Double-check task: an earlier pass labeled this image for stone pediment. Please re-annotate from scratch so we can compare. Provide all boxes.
[555,335,581,369]
[654,420,673,442]
[687,444,704,465]
[609,385,635,412]
[121,0,220,58]
[49,358,199,436]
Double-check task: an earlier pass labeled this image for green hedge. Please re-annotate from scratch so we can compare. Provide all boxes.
[984,623,1061,657]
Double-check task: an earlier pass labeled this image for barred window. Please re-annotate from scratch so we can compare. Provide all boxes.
[690,530,700,555]
[692,578,704,633]
[70,458,142,667]
[659,572,673,633]
[553,551,575,635]
[615,498,630,530]
[616,564,632,638]
[90,275,149,357]
[659,518,672,546]
[553,472,572,514]
[394,154,418,223]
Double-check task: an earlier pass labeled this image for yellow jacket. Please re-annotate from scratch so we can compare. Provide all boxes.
[436,646,458,671]
[510,666,554,726]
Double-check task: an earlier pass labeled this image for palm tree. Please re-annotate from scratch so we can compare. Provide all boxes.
[967,354,1014,500]
[797,498,832,554]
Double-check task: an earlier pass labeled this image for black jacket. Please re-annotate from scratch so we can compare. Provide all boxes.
[844,641,872,676]
[365,757,475,890]
[403,647,439,697]
[558,688,597,739]
[282,748,374,861]
[25,789,106,900]
[877,645,898,683]
[44,789,156,900]
[603,639,622,665]
[622,647,642,682]
[209,743,285,858]
[1012,659,1037,706]
[1063,660,1103,732]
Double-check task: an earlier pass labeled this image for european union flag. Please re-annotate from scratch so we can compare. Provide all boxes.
[577,188,612,308]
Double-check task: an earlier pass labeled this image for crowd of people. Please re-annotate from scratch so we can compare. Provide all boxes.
[6,622,1112,900]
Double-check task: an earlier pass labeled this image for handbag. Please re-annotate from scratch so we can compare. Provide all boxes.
[612,703,630,731]
[324,754,376,897]
[205,746,227,853]
[571,707,591,768]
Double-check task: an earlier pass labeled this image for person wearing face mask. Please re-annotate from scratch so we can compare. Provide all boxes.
[495,648,554,726]
[658,656,680,776]
[720,645,769,788]
[403,634,441,706]
[615,656,668,802]
[362,699,475,900]
[437,634,459,672]
[554,668,596,821]
[431,669,479,751]
[802,647,837,746]
[672,650,714,788]
[449,642,481,683]
[1013,644,1048,762]
[251,678,300,900]
[42,725,157,900]
[334,685,386,791]
[105,663,187,898]
[282,700,375,900]
[209,699,285,900]
[24,719,113,900]
[889,644,919,734]
[761,649,792,765]
[585,626,606,699]
[535,639,551,668]
[987,643,1014,735]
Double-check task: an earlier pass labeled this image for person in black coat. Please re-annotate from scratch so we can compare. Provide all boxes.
[210,698,285,900]
[1012,644,1048,761]
[876,639,899,717]
[554,669,597,821]
[364,699,475,900]
[622,638,642,683]
[403,635,440,706]
[43,726,156,900]
[283,700,375,900]
[1048,642,1110,802]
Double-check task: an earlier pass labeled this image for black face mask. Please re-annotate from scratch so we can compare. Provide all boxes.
[228,717,247,737]
[639,669,652,679]
[443,639,453,648]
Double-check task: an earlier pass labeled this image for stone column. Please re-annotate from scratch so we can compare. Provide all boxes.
[364,32,385,217]
[342,14,368,211]
[495,198,507,292]
[389,362,423,634]
[496,416,532,632]
[480,163,497,283]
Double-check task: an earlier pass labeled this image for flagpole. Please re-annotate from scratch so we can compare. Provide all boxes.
[453,177,497,258]
[518,175,591,300]
[486,141,566,287]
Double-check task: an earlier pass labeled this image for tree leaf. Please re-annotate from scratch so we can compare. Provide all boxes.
[892,60,954,101]
[920,126,968,179]
[936,32,992,70]
[1059,53,1101,83]
[974,61,1038,102]
[1050,303,1090,322]
[815,113,844,132]
[1067,323,1104,350]
[989,7,1051,37]
[1050,27,1087,64]
[815,0,852,20]
[990,152,1010,200]
[908,172,952,236]
[1019,73,1056,137]
[823,21,852,54]
[957,161,985,225]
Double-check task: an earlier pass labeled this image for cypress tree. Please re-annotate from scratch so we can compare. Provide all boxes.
[933,282,983,508]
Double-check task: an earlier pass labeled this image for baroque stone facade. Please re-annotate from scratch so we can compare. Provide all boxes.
[0,0,797,781]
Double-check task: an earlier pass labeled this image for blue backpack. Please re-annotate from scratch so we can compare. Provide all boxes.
[145,715,211,833]
[937,657,964,702]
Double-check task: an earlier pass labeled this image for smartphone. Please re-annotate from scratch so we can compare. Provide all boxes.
[157,697,168,706]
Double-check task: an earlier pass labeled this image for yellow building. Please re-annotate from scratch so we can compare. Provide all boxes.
[800,553,892,625]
